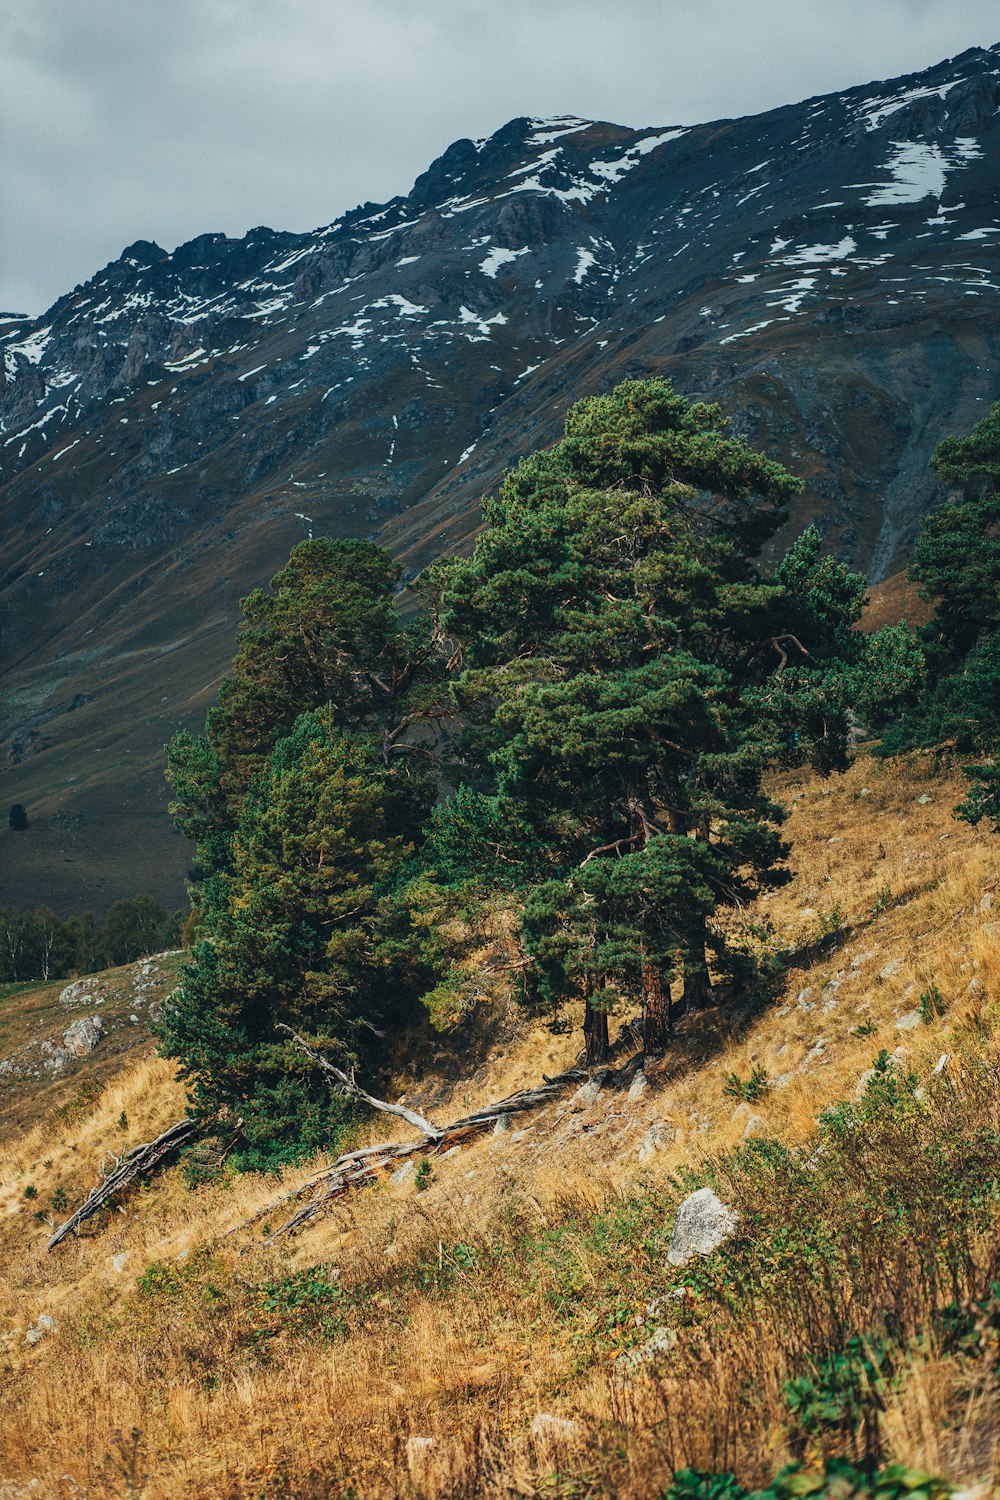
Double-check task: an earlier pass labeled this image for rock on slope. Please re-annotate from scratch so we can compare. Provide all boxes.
[2,44,999,910]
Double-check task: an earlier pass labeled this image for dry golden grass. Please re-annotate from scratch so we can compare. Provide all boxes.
[0,749,998,1498]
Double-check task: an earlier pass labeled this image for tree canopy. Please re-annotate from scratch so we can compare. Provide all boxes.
[882,401,1000,826]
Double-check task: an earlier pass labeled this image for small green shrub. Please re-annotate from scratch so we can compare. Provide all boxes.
[259,1264,347,1342]
[414,1159,433,1192]
[850,1020,877,1038]
[819,903,846,938]
[663,1460,951,1500]
[722,1066,770,1103]
[918,984,946,1024]
[870,883,895,916]
[23,1183,37,1201]
[51,1185,68,1213]
[783,1331,896,1440]
[136,1260,185,1298]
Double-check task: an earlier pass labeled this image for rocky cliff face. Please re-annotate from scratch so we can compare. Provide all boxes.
[2,44,999,912]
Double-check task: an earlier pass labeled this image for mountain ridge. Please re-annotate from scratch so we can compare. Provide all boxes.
[2,42,1000,913]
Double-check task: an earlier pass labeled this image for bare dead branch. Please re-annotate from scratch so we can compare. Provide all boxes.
[278,1026,444,1139]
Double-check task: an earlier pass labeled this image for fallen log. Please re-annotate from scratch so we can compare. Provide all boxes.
[48,1117,197,1250]
[230,1056,633,1243]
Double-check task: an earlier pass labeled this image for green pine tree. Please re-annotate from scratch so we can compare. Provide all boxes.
[882,401,1000,825]
[157,709,430,1166]
[426,379,920,1055]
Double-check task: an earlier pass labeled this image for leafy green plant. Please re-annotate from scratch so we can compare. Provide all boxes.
[663,1460,951,1500]
[136,1260,185,1299]
[783,1332,896,1441]
[850,1020,877,1038]
[259,1264,347,1342]
[819,903,845,939]
[414,1159,433,1192]
[22,1183,37,1201]
[723,1066,770,1103]
[51,1185,68,1213]
[919,984,946,1024]
[870,883,894,916]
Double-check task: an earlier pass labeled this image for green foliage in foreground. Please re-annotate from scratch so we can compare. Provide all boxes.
[664,1461,951,1500]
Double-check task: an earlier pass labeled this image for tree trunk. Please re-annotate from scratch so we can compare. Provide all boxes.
[642,960,672,1055]
[681,929,713,1011]
[582,989,609,1067]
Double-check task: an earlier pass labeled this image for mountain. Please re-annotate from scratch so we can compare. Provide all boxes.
[2,44,999,914]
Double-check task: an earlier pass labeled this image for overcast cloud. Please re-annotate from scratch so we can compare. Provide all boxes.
[1,0,998,316]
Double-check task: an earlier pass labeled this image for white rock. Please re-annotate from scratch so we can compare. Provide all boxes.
[638,1121,674,1163]
[492,1113,512,1136]
[572,1077,604,1106]
[531,1413,583,1444]
[667,1187,737,1266]
[390,1160,415,1186]
[59,976,105,1007]
[62,1015,102,1057]
[879,960,903,981]
[405,1436,435,1472]
[933,1053,951,1075]
[742,1115,766,1139]
[111,1253,129,1274]
[626,1070,648,1104]
[613,1325,677,1379]
[895,1010,923,1032]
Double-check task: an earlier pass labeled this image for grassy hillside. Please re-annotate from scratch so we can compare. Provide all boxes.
[0,751,997,1499]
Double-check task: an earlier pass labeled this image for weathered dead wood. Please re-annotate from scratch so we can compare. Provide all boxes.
[233,1059,621,1242]
[47,1117,197,1250]
[278,1026,445,1139]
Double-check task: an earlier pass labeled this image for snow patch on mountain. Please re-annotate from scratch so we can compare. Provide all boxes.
[863,138,983,206]
[480,246,531,279]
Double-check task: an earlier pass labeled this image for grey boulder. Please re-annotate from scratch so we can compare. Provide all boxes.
[667,1187,737,1266]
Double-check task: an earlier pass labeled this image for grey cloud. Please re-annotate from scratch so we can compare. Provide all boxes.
[1,0,997,314]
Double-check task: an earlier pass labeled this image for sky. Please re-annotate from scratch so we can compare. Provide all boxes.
[2,0,998,317]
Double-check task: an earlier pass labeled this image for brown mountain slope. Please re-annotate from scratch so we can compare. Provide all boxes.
[0,751,998,1496]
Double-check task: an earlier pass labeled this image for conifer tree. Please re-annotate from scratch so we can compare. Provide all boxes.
[158,709,430,1165]
[428,379,920,1054]
[884,401,1000,824]
[160,536,451,1156]
[166,537,439,864]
